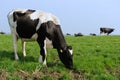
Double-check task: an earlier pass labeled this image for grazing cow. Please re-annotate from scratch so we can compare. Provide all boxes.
[66,33,71,36]
[0,32,5,34]
[7,9,73,69]
[100,27,114,35]
[74,32,83,37]
[90,33,96,36]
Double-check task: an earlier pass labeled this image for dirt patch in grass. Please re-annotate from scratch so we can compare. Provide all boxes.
[6,68,86,80]
[69,71,85,80]
[0,66,86,80]
[105,66,120,79]
[0,70,8,80]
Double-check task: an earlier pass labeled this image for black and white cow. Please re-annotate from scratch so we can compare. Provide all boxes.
[74,32,83,37]
[100,27,114,35]
[7,9,73,69]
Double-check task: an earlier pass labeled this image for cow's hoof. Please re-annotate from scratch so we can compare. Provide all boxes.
[15,56,19,60]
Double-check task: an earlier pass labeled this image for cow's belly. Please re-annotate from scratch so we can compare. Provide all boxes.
[21,33,38,41]
[21,33,53,49]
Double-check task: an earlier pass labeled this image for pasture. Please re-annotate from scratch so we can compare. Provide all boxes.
[0,34,120,80]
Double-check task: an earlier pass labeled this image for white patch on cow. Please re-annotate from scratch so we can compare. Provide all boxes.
[13,8,27,13]
[69,49,73,55]
[30,11,42,20]
[36,19,41,31]
[40,13,60,25]
[40,13,51,23]
[51,14,60,25]
[28,10,60,31]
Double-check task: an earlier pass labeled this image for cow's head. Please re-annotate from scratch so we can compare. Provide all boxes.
[58,46,73,69]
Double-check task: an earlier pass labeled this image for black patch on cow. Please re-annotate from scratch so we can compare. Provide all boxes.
[16,16,39,38]
[25,9,36,15]
[13,11,26,22]
[13,10,35,22]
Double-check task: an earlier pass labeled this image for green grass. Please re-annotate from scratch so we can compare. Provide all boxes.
[0,34,120,80]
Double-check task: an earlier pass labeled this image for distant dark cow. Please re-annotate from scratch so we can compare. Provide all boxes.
[100,27,114,35]
[0,32,5,34]
[90,33,96,36]
[7,9,73,69]
[66,33,71,36]
[74,32,83,37]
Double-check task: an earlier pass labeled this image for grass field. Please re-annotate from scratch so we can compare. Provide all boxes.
[0,34,120,80]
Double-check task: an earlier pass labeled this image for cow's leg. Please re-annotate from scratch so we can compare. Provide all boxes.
[12,33,19,60]
[21,40,26,57]
[107,32,110,35]
[37,38,47,66]
[100,31,102,34]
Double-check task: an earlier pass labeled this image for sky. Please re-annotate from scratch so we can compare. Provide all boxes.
[0,0,120,35]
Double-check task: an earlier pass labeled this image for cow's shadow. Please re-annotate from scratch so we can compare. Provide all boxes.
[0,50,36,62]
[0,50,14,60]
[0,50,64,68]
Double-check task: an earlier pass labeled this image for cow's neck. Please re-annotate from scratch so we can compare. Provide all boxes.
[52,25,67,50]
